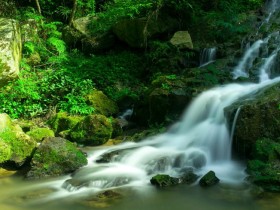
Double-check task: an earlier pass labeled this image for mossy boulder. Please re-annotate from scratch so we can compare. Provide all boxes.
[199,171,220,187]
[0,113,37,166]
[170,31,193,50]
[246,138,280,192]
[63,17,116,54]
[85,90,119,117]
[0,18,21,87]
[26,128,55,142]
[48,112,83,135]
[225,82,280,158]
[113,12,179,48]
[69,114,113,146]
[26,137,87,179]
[150,174,179,187]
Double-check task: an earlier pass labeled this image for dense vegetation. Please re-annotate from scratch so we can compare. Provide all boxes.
[0,0,265,119]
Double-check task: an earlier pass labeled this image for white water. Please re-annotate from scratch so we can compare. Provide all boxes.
[199,47,217,67]
[3,1,280,207]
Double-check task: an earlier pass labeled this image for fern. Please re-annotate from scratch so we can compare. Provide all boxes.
[47,37,66,55]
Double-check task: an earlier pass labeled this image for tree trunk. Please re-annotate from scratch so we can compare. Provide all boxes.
[34,0,42,15]
[69,0,78,26]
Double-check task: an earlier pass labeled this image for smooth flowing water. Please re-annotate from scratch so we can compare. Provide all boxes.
[199,47,217,67]
[2,1,280,209]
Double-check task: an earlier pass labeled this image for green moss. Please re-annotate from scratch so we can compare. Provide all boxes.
[0,128,36,164]
[69,114,113,146]
[85,90,119,117]
[0,141,12,163]
[27,128,55,142]
[48,112,83,135]
[28,137,87,179]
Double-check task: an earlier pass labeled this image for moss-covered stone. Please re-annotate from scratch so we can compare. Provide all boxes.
[26,137,87,179]
[247,139,280,192]
[199,171,220,187]
[0,113,37,166]
[69,114,113,146]
[48,112,83,135]
[85,90,119,117]
[0,141,12,163]
[225,82,280,158]
[27,128,55,142]
[150,174,179,187]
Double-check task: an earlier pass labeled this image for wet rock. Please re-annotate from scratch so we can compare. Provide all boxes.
[150,174,179,187]
[62,178,91,192]
[199,171,220,187]
[225,82,280,158]
[26,137,87,179]
[179,168,199,184]
[69,114,113,146]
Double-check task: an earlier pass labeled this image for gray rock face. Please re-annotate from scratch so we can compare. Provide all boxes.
[0,18,21,87]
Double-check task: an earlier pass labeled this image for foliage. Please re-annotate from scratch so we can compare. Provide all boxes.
[0,68,95,118]
[65,50,145,101]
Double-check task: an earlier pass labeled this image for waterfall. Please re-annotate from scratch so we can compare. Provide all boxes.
[232,40,264,79]
[11,0,280,203]
[199,47,217,67]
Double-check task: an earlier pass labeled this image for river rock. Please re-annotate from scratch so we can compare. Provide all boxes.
[170,31,193,50]
[150,174,179,187]
[199,171,220,187]
[26,137,87,179]
[69,114,113,146]
[0,113,36,166]
[225,82,280,158]
[0,18,21,87]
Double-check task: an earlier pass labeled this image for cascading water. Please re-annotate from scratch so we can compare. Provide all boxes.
[199,47,217,67]
[4,1,280,208]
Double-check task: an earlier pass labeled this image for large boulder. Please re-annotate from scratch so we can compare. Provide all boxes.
[225,82,280,158]
[26,137,87,179]
[0,18,21,87]
[85,90,119,117]
[48,112,84,135]
[112,12,179,48]
[69,114,113,146]
[170,31,193,50]
[63,16,116,53]
[0,113,36,166]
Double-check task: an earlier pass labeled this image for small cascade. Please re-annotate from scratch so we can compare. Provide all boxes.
[232,40,264,79]
[199,47,217,67]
